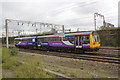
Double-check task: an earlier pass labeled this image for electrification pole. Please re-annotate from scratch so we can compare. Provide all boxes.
[62,25,65,33]
[5,19,64,48]
[5,19,9,48]
[94,13,97,31]
[102,15,105,27]
[94,13,106,30]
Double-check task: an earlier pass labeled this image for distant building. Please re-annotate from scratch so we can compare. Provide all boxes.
[104,22,114,27]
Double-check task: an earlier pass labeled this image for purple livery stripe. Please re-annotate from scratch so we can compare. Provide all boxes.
[40,41,75,48]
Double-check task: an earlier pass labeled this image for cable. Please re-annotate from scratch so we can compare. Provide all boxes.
[47,0,100,15]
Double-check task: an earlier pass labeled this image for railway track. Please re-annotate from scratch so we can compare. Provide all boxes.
[5,45,119,57]
[85,52,119,58]
[19,48,120,64]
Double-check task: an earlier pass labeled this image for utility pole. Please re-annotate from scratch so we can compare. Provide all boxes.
[18,31,21,38]
[102,15,105,27]
[62,25,65,33]
[5,19,9,48]
[36,29,38,34]
[94,13,97,31]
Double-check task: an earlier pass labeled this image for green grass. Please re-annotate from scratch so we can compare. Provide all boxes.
[2,47,21,78]
[2,47,56,78]
[2,47,118,78]
[0,64,2,79]
[13,56,56,78]
[45,64,92,78]
[45,64,118,78]
[0,46,2,79]
[0,47,2,64]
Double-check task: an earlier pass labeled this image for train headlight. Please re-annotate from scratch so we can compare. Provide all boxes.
[38,45,41,46]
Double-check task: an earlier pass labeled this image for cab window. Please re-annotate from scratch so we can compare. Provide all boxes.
[93,35,100,42]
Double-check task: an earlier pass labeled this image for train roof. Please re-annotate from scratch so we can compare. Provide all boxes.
[15,31,95,39]
[15,36,36,39]
[37,31,93,38]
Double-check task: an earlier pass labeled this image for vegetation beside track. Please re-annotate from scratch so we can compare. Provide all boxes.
[2,47,56,78]
[2,47,119,78]
[0,47,2,79]
[44,63,118,78]
[97,29,119,47]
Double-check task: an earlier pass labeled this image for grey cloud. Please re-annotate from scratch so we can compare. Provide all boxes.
[72,1,102,15]
[1,0,118,33]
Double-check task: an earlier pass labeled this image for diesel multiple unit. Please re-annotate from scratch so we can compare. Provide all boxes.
[14,31,100,53]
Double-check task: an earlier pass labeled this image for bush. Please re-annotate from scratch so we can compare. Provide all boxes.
[2,48,19,63]
[9,48,19,56]
[2,48,20,69]
[97,29,119,47]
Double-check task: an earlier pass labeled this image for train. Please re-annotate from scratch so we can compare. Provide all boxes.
[14,31,100,53]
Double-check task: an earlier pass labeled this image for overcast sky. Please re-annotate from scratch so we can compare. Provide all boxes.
[0,0,119,35]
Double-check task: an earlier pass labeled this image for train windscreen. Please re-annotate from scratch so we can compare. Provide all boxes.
[93,34,100,42]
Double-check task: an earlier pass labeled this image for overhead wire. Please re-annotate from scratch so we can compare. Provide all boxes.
[3,0,118,35]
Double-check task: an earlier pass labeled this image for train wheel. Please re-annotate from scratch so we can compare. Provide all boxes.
[75,49,85,54]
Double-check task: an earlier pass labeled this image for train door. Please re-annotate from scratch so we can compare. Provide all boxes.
[37,38,44,47]
[76,36,82,48]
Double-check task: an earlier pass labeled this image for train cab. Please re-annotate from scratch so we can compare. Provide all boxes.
[75,31,100,51]
[90,31,100,51]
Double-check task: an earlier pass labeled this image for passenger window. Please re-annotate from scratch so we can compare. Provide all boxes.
[63,36,75,41]
[86,36,89,40]
[82,36,89,41]
[63,37,67,41]
[68,37,74,41]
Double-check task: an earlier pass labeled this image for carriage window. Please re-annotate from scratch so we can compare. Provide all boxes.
[15,39,20,44]
[63,36,74,41]
[82,36,89,41]
[49,37,61,41]
[50,38,52,41]
[45,38,49,41]
[56,37,61,41]
[51,38,55,41]
[38,37,61,42]
[38,38,45,42]
[63,37,67,41]
[23,39,32,42]
[68,37,74,41]
[58,37,61,41]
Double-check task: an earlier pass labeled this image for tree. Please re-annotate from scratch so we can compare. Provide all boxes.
[99,26,118,30]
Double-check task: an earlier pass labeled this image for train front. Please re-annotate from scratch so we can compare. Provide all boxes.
[89,31,100,51]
